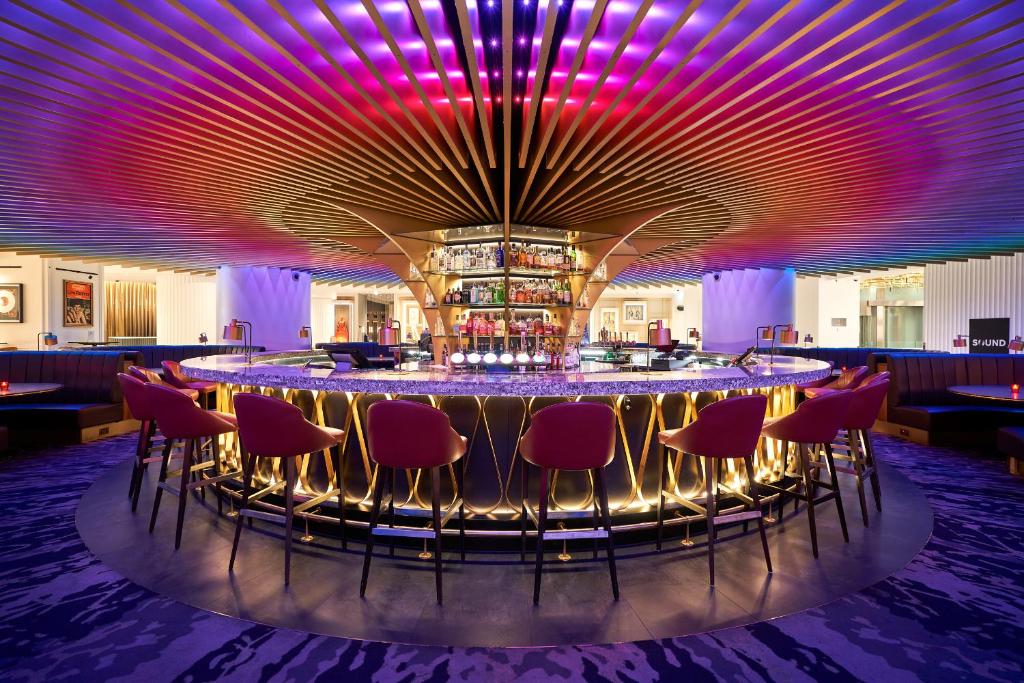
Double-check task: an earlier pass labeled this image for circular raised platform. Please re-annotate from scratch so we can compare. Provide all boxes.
[78,456,932,648]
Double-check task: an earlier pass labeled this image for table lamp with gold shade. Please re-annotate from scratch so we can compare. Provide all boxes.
[379,319,402,370]
[777,324,799,345]
[298,325,312,349]
[37,331,57,350]
[646,320,673,372]
[223,319,253,364]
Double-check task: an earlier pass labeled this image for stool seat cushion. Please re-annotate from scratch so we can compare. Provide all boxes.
[657,428,681,445]
[323,426,346,444]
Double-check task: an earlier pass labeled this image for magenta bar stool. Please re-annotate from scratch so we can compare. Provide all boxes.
[230,393,345,585]
[518,401,618,605]
[804,365,869,399]
[162,360,218,409]
[146,383,239,549]
[129,365,199,401]
[815,372,890,526]
[118,373,161,510]
[119,372,196,510]
[760,391,854,557]
[360,400,467,604]
[656,394,771,586]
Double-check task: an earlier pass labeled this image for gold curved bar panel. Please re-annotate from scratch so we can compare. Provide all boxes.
[213,382,797,519]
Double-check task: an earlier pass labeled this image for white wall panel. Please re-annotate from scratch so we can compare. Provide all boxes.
[924,253,1024,352]
[216,266,311,351]
[156,272,217,345]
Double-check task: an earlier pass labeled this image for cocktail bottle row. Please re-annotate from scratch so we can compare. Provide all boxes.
[507,279,573,305]
[427,242,584,273]
[443,280,505,305]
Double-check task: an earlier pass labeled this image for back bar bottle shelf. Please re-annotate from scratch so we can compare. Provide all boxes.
[396,224,610,366]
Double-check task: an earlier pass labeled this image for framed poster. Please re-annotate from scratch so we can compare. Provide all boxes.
[623,301,647,323]
[600,307,619,333]
[969,317,1009,353]
[0,283,23,323]
[63,280,94,327]
[333,300,353,342]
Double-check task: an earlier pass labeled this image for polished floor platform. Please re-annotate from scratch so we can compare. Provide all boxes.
[77,457,932,648]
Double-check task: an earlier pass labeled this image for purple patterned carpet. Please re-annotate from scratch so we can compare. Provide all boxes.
[1,434,1022,682]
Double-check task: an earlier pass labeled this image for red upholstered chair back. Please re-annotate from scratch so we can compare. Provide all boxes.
[669,394,767,459]
[144,382,234,439]
[234,393,337,458]
[519,401,616,470]
[829,365,869,390]
[767,390,854,444]
[129,365,161,384]
[160,360,190,389]
[844,375,890,431]
[117,372,156,421]
[367,399,465,469]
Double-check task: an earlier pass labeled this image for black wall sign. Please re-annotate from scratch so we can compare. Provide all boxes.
[969,317,1010,354]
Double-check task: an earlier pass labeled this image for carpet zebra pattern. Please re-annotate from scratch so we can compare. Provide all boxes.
[1,434,1022,682]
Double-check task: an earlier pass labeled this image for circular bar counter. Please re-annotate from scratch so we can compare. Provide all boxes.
[181,352,830,542]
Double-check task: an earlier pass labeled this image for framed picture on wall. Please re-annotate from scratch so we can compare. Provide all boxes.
[400,299,424,341]
[623,301,647,323]
[63,280,94,327]
[600,307,619,333]
[333,300,354,342]
[0,283,23,323]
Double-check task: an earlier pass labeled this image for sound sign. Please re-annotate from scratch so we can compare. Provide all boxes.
[969,317,1010,353]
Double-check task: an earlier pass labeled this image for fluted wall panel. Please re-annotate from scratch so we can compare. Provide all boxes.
[156,273,217,345]
[924,253,1024,352]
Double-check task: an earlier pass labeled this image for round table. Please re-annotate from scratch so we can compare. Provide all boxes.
[948,384,1023,402]
[0,382,62,398]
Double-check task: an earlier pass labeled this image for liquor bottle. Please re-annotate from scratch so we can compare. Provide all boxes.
[442,343,449,366]
[496,242,504,268]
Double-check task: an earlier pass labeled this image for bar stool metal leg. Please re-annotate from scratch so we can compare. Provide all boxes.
[533,467,549,606]
[330,445,346,550]
[744,455,772,574]
[798,443,819,558]
[594,468,619,600]
[211,436,223,516]
[359,468,387,598]
[457,458,466,561]
[431,466,443,604]
[656,443,667,551]
[131,421,158,512]
[283,456,296,585]
[823,443,850,543]
[174,438,195,550]
[229,450,254,571]
[863,430,882,511]
[705,456,717,586]
[387,467,396,557]
[520,457,528,562]
[149,439,174,532]
[849,431,870,527]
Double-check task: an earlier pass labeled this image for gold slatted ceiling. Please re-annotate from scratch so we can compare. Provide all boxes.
[0,1,1020,284]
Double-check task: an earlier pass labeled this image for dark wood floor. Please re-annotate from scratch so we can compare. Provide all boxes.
[77,459,932,647]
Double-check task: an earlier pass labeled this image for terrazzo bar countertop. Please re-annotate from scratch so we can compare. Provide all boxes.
[181,352,831,397]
